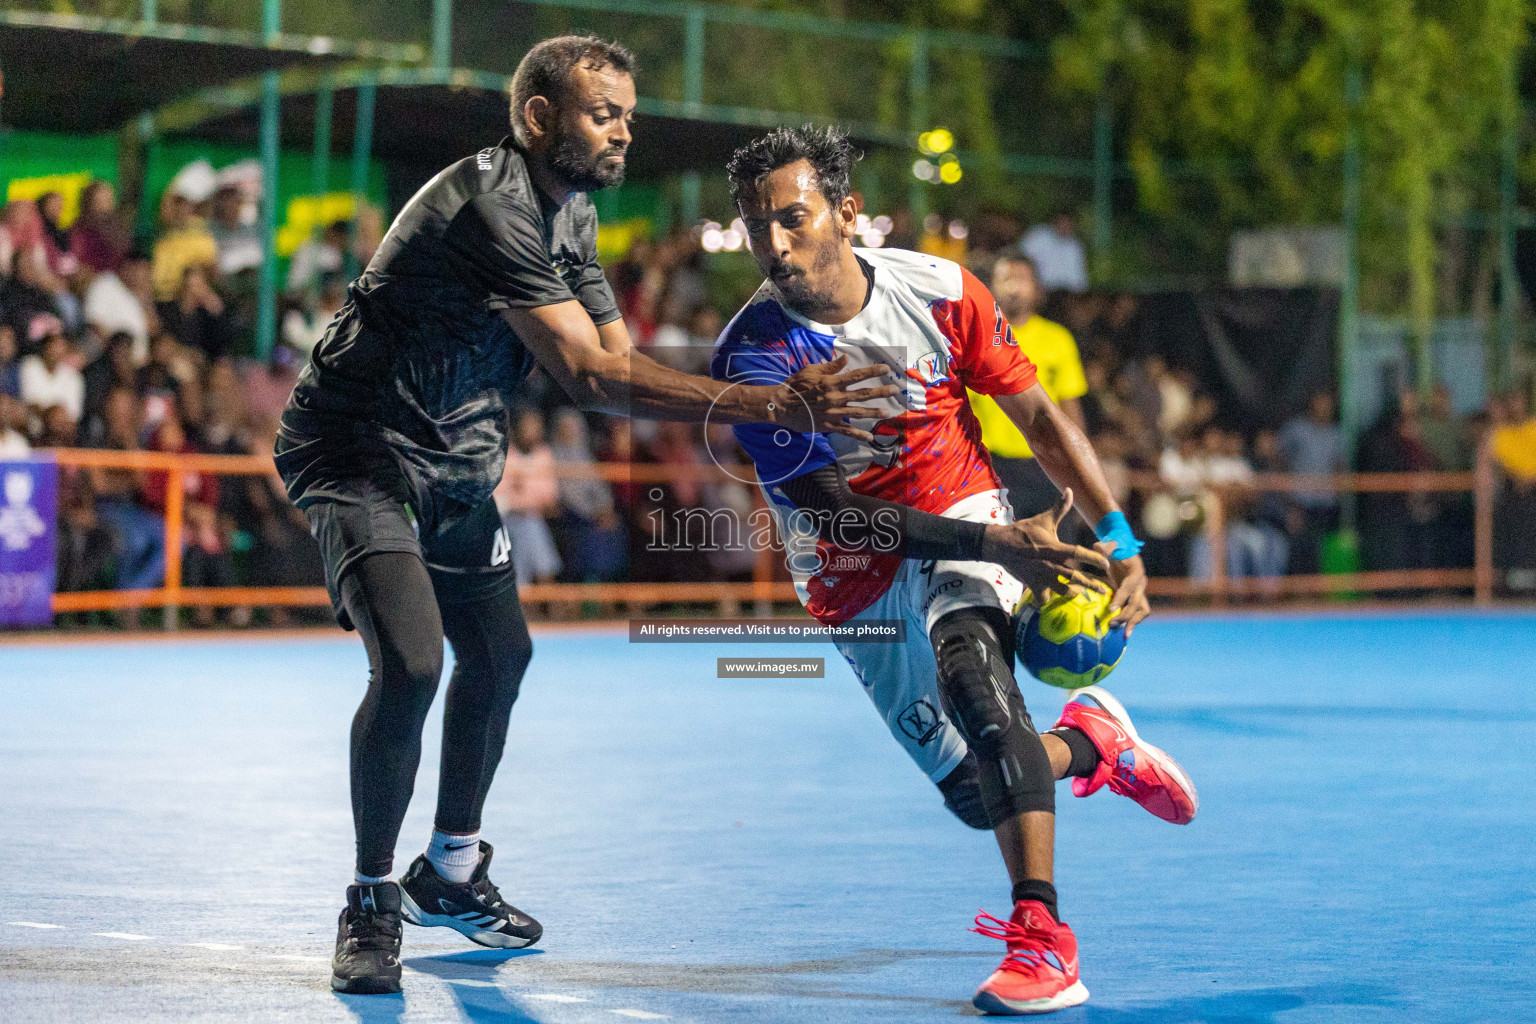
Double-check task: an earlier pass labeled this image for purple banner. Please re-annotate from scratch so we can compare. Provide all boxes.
[0,458,57,628]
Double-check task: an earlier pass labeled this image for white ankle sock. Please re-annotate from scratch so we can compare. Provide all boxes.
[355,871,390,885]
[425,830,481,884]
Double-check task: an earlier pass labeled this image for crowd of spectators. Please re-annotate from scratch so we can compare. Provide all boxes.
[3,175,1532,625]
[0,172,387,625]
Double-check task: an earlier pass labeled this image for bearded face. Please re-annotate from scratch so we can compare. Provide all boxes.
[549,114,627,192]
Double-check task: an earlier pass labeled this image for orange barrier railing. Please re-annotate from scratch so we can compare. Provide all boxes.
[1125,461,1497,605]
[38,444,1509,627]
[43,448,793,624]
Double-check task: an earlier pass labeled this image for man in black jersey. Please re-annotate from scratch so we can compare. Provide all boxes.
[277,36,1100,995]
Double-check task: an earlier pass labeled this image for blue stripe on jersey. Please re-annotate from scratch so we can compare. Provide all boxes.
[710,300,839,485]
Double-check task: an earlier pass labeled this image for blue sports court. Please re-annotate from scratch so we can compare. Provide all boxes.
[1,611,1532,1023]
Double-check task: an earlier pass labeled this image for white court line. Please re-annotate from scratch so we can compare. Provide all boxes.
[92,932,154,941]
[609,1012,669,1020]
[440,978,499,988]
[188,942,244,951]
[525,994,589,1003]
[7,922,63,929]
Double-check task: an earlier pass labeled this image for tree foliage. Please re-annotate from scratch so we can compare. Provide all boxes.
[1054,0,1527,330]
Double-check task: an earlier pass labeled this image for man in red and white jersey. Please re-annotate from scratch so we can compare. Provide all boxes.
[711,126,1197,1016]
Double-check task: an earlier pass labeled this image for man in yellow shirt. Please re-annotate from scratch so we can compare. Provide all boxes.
[969,254,1090,521]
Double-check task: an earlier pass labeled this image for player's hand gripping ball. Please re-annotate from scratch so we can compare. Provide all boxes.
[1013,586,1127,689]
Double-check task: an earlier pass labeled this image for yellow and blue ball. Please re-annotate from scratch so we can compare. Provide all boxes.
[1013,587,1127,689]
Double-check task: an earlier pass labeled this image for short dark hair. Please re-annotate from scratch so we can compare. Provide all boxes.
[727,124,860,210]
[993,253,1038,280]
[509,35,637,146]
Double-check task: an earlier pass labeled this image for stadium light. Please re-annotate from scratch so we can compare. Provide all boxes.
[938,155,962,184]
[918,127,954,156]
[912,159,936,181]
[701,227,724,252]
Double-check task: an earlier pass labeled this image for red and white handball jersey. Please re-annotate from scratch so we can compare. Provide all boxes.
[709,247,1038,624]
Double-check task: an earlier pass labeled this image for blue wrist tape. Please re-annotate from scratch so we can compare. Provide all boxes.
[1094,510,1143,561]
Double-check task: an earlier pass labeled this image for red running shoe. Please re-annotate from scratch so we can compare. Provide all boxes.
[1053,685,1198,824]
[971,900,1088,1015]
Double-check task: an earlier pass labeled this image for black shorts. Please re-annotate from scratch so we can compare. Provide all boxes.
[273,431,516,629]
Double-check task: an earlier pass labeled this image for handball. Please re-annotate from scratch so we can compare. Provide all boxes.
[1014,587,1127,690]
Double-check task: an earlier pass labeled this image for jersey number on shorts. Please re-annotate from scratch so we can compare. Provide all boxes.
[490,527,512,567]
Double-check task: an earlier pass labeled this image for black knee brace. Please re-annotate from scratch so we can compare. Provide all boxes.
[930,607,1055,824]
[936,751,991,830]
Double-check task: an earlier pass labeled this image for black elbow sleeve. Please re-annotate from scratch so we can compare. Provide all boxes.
[778,464,987,562]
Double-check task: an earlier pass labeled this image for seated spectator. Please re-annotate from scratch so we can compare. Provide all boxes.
[200,359,249,454]
[3,246,68,347]
[37,404,79,447]
[0,199,46,284]
[158,264,235,361]
[1090,427,1132,508]
[493,408,562,586]
[1020,212,1088,293]
[233,415,325,621]
[70,180,131,274]
[353,202,385,268]
[0,393,30,458]
[81,332,139,445]
[82,258,151,361]
[1251,427,1300,564]
[208,185,263,277]
[632,421,712,583]
[55,468,116,599]
[145,416,229,626]
[1149,357,1193,439]
[548,408,626,584]
[1279,391,1344,573]
[38,192,72,265]
[239,344,303,422]
[286,221,348,295]
[19,332,84,425]
[19,219,82,335]
[137,332,201,431]
[1418,382,1475,568]
[648,305,720,375]
[89,387,166,592]
[1357,391,1436,573]
[281,272,346,357]
[699,422,757,581]
[0,325,20,399]
[1184,428,1288,596]
[150,187,218,302]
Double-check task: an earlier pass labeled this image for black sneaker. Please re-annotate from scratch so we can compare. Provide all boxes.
[332,882,403,994]
[398,841,542,948]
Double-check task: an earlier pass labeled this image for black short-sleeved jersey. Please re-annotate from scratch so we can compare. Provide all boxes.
[280,136,620,510]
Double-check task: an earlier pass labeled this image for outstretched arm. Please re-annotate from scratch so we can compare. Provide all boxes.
[778,461,1110,599]
[502,302,896,441]
[994,383,1151,634]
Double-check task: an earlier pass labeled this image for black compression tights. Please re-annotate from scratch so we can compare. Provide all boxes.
[341,552,533,879]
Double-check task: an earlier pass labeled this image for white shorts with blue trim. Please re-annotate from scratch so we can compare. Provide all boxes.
[832,489,1025,783]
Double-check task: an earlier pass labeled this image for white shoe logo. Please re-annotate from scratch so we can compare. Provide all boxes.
[490,527,511,567]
